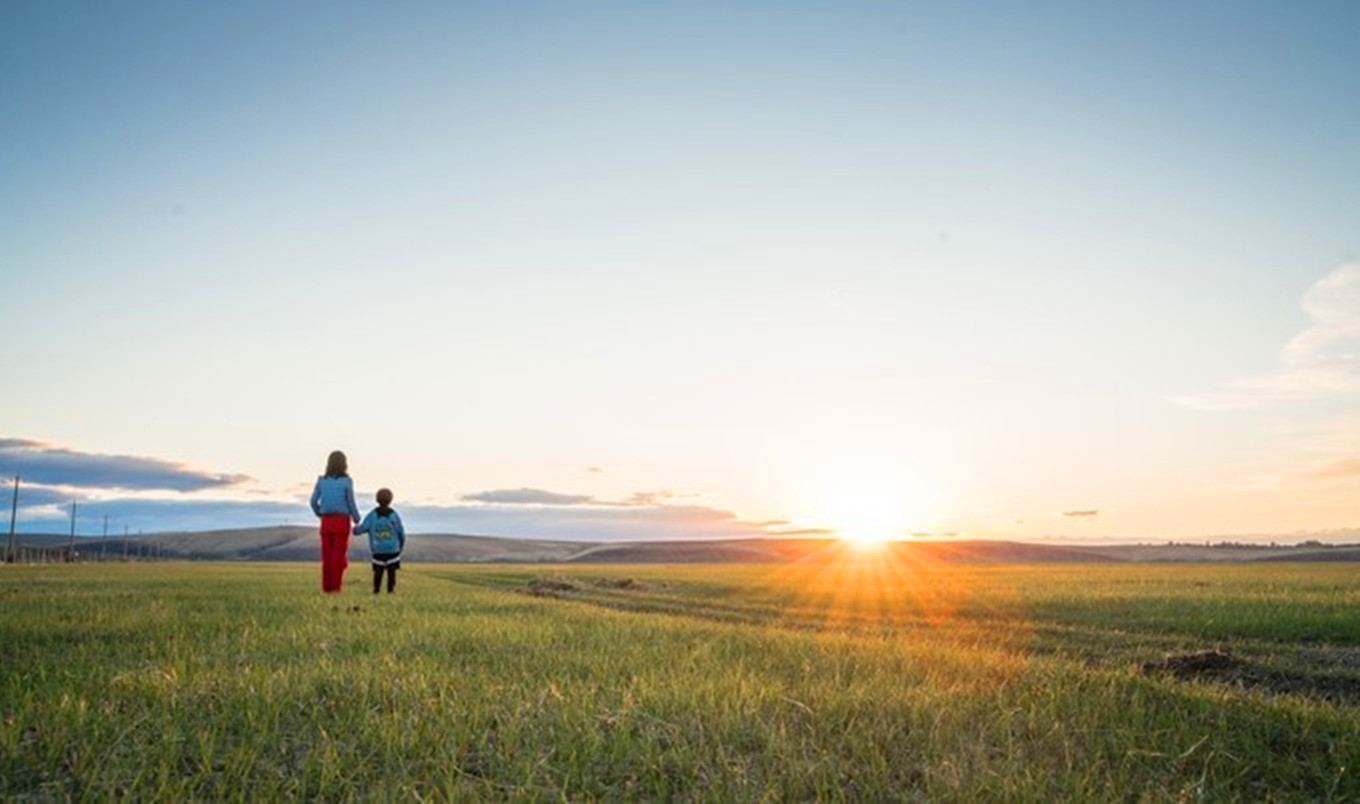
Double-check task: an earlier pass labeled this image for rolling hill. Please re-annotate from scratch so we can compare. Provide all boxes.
[7,528,1359,564]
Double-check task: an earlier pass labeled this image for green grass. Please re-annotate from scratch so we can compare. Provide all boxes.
[2,559,1358,800]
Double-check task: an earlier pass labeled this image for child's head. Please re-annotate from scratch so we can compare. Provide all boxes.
[325,450,348,478]
[376,488,394,507]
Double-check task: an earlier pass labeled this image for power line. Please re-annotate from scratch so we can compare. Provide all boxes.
[66,501,77,562]
[6,475,17,563]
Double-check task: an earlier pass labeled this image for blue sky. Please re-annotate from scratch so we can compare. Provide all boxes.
[3,2,1358,540]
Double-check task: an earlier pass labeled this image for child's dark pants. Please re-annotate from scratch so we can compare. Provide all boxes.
[369,560,397,598]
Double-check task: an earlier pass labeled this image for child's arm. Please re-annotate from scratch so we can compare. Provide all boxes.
[345,480,361,524]
[394,513,406,550]
[353,510,373,535]
[309,478,322,517]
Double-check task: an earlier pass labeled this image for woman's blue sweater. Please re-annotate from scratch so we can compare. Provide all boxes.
[310,475,360,523]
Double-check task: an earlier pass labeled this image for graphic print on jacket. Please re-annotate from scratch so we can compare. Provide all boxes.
[370,515,401,554]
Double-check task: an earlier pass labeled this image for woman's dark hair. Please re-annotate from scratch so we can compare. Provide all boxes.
[324,450,348,478]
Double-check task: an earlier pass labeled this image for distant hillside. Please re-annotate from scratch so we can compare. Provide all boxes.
[151,527,591,563]
[1087,543,1360,562]
[1243,547,1360,563]
[889,539,1121,563]
[566,538,833,564]
[566,539,1124,564]
[2,532,157,562]
[154,526,306,559]
[5,528,588,563]
[8,529,1359,564]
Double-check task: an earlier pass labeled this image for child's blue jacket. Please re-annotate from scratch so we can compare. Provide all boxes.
[310,475,360,523]
[354,509,405,555]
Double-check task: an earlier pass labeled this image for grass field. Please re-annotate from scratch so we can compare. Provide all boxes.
[2,555,1358,800]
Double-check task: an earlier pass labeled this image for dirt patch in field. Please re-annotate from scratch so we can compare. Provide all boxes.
[1253,669,1360,700]
[516,575,654,596]
[591,577,648,591]
[1142,649,1239,677]
[517,576,581,597]
[1141,649,1360,702]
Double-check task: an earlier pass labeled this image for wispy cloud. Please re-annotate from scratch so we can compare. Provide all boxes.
[460,488,596,506]
[624,490,681,505]
[459,487,700,509]
[1062,509,1100,517]
[0,438,252,491]
[437,487,767,539]
[405,501,772,542]
[1174,264,1360,410]
[1299,459,1360,481]
[1280,416,1360,455]
[5,483,73,509]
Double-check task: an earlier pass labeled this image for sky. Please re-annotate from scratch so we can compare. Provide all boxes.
[2,1,1358,542]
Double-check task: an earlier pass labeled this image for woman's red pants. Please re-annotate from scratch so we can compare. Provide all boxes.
[319,514,352,593]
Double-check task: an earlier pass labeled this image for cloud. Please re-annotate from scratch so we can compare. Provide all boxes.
[399,501,771,542]
[0,438,252,491]
[1062,509,1100,517]
[439,488,768,539]
[623,490,677,506]
[768,527,838,536]
[585,466,604,473]
[1281,416,1360,454]
[1174,264,1360,410]
[4,483,73,509]
[1301,459,1360,481]
[460,488,597,506]
[1286,265,1360,360]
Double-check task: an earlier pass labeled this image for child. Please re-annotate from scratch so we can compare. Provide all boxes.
[354,487,405,594]
[309,450,360,594]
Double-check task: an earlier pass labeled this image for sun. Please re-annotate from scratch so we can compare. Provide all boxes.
[840,527,891,550]
[822,484,910,550]
[804,462,932,550]
[834,505,900,550]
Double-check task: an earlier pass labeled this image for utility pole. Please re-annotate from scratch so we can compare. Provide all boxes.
[67,501,77,562]
[6,475,17,563]
[100,514,109,561]
[123,525,130,560]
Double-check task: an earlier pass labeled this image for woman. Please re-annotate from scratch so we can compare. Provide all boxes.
[309,450,361,593]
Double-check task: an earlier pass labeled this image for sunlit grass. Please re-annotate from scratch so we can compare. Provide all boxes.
[1,560,1357,799]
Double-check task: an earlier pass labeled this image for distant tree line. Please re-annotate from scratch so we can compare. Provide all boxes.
[1162,539,1338,549]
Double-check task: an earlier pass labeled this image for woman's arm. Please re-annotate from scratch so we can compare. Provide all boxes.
[309,478,322,517]
[353,510,373,535]
[345,480,361,523]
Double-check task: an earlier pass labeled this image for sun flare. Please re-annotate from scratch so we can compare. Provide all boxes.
[834,505,899,549]
[813,465,928,550]
[840,528,891,550]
